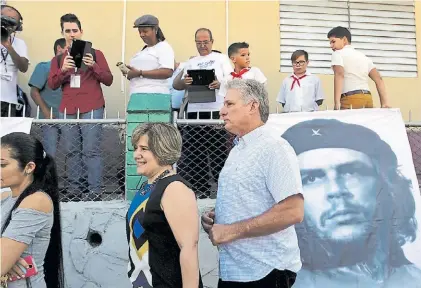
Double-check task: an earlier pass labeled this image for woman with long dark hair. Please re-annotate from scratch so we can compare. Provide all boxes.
[1,132,64,288]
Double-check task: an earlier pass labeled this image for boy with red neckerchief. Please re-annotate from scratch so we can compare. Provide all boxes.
[219,42,267,99]
[276,50,324,113]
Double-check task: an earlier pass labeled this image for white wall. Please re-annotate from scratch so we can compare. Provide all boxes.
[61,199,219,288]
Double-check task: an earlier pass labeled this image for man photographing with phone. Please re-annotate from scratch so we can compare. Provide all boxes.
[48,13,113,201]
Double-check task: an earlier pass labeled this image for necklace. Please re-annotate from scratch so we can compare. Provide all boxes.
[139,170,171,196]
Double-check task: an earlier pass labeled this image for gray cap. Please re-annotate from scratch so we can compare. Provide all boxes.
[133,15,159,28]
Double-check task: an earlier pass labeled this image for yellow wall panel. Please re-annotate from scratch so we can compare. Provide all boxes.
[5,1,421,120]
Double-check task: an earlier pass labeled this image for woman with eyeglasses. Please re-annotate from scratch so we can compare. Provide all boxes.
[0,132,64,288]
[126,123,203,288]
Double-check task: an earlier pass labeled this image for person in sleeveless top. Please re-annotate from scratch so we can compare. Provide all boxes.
[126,123,203,288]
[1,132,64,288]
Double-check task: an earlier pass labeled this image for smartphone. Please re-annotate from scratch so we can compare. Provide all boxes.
[116,62,130,74]
[70,40,92,69]
[9,255,38,282]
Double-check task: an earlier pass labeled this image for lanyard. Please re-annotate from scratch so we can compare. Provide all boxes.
[1,35,15,73]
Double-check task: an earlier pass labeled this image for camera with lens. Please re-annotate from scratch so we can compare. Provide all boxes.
[1,15,18,42]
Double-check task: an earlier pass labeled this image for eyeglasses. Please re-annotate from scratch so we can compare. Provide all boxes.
[292,60,307,67]
[195,41,211,46]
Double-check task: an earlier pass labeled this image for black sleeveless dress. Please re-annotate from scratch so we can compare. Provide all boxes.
[143,174,204,288]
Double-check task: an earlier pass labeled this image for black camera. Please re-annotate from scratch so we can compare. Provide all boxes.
[1,15,18,42]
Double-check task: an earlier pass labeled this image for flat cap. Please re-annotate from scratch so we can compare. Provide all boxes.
[133,14,159,28]
[281,118,397,166]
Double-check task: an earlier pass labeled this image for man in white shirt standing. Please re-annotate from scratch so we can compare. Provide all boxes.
[328,26,390,110]
[0,4,29,117]
[277,50,324,113]
[202,79,304,288]
[174,28,233,116]
[173,28,233,199]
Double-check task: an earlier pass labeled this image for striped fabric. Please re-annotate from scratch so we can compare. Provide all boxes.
[126,184,153,288]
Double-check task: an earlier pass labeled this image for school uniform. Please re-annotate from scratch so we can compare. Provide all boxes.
[276,72,324,112]
[219,67,267,98]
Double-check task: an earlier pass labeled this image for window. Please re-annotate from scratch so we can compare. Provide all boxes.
[279,0,418,77]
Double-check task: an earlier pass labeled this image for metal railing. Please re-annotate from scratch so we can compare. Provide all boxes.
[30,118,126,202]
[174,113,235,199]
[405,122,421,188]
[3,105,421,201]
[2,105,126,202]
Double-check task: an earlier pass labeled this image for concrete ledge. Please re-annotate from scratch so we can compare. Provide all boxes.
[60,199,218,288]
[61,200,132,288]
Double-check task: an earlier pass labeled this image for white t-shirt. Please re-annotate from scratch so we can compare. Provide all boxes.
[218,67,267,99]
[129,40,175,95]
[276,72,324,112]
[183,52,233,112]
[0,37,29,104]
[168,62,186,109]
[331,45,375,94]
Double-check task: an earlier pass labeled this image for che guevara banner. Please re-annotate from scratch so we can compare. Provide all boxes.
[266,108,421,288]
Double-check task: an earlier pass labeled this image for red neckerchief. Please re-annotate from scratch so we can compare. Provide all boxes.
[231,68,250,79]
[290,74,307,91]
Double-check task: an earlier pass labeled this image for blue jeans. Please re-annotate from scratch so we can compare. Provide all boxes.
[59,107,104,194]
[41,124,61,158]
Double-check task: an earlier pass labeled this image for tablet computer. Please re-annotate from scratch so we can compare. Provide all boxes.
[187,69,216,86]
[70,40,92,69]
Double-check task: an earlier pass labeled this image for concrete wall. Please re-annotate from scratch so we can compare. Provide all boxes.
[7,1,421,121]
[61,199,218,288]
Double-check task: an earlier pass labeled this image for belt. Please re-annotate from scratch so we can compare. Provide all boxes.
[341,90,371,98]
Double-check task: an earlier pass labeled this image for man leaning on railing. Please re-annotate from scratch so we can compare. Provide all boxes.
[47,13,113,201]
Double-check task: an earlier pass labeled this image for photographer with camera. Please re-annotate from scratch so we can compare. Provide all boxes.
[0,4,29,117]
[47,13,113,201]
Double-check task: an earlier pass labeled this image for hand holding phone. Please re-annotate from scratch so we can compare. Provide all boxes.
[82,53,95,67]
[8,256,38,282]
[183,74,193,86]
[116,62,130,74]
[61,55,75,73]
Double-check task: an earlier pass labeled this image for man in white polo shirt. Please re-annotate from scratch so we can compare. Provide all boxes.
[0,4,29,117]
[202,79,304,288]
[277,50,324,112]
[327,26,390,110]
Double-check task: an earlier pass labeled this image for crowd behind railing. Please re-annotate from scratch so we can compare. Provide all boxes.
[2,4,421,288]
[1,7,398,203]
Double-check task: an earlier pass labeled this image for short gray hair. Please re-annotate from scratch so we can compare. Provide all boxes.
[226,79,269,123]
[131,123,182,166]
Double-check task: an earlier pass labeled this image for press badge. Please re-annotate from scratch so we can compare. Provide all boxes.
[0,71,13,82]
[70,74,81,88]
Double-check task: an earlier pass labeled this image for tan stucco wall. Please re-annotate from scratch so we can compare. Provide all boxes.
[8,1,421,120]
